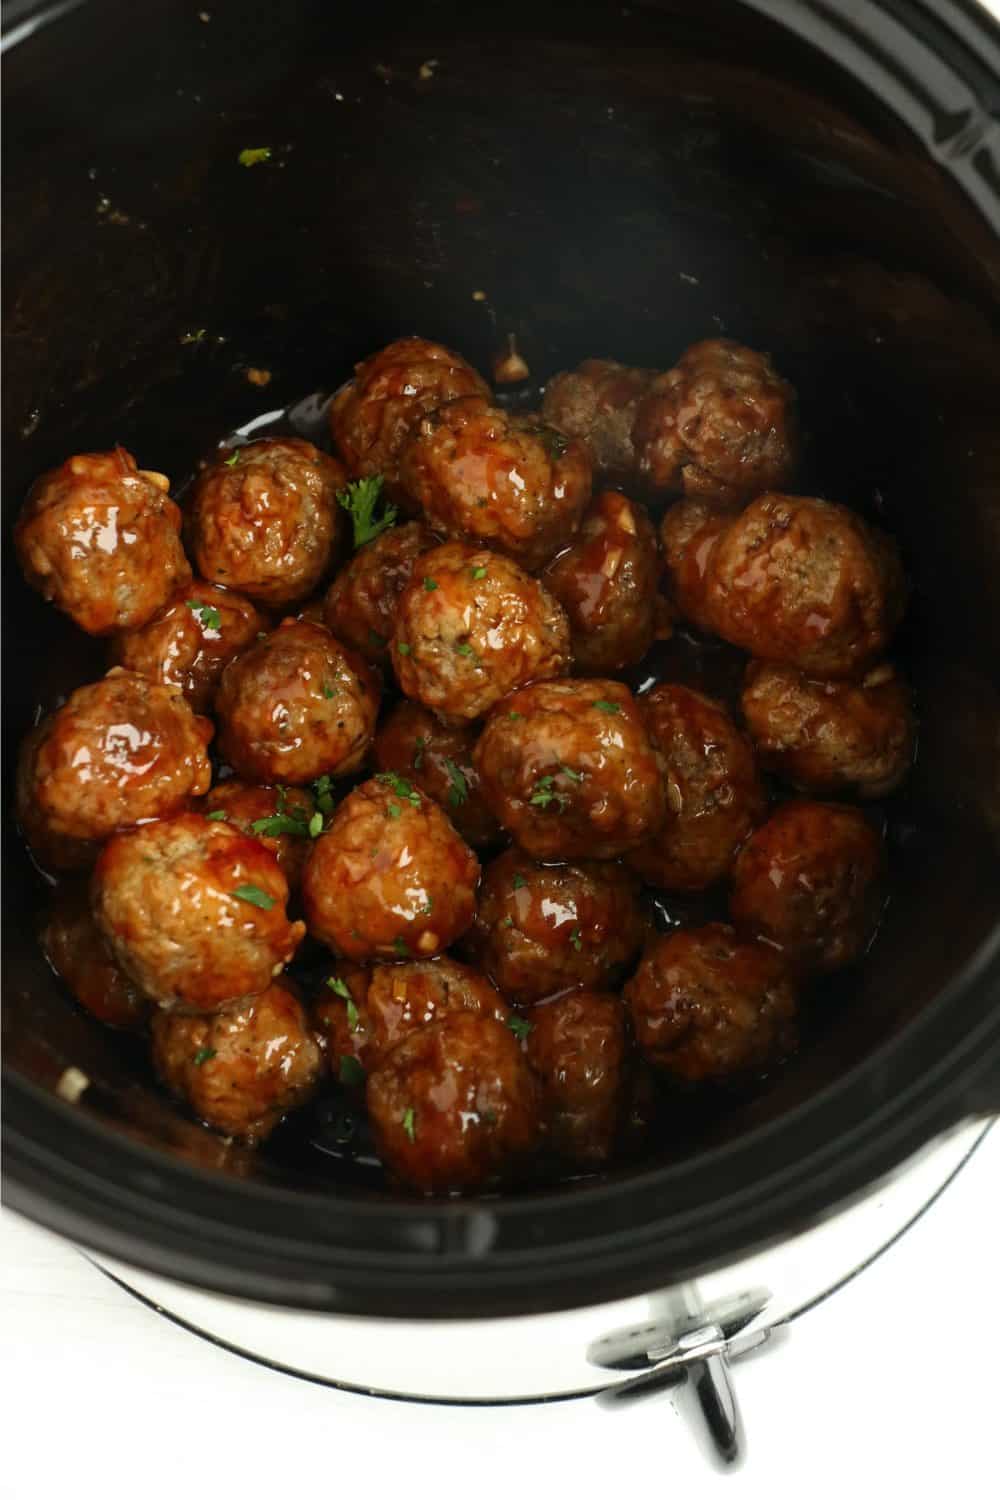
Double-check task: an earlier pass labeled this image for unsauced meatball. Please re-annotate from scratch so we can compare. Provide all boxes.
[330,337,490,505]
[525,990,630,1167]
[474,678,666,859]
[41,885,150,1029]
[188,438,346,607]
[391,542,570,723]
[659,498,730,634]
[202,780,318,891]
[373,699,500,849]
[367,1012,541,1194]
[741,660,915,798]
[625,924,798,1082]
[152,981,322,1142]
[215,619,379,784]
[323,520,437,666]
[93,813,305,1010]
[542,359,656,482]
[542,490,666,672]
[14,447,190,636]
[302,775,480,963]
[703,493,907,678]
[109,581,266,712]
[729,801,885,974]
[464,849,648,1003]
[632,339,798,505]
[399,396,592,570]
[627,683,765,892]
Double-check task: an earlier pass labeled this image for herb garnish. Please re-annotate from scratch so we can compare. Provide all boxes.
[377,771,421,805]
[327,976,351,999]
[232,884,275,910]
[396,642,412,656]
[512,873,526,890]
[337,475,397,548]
[402,1107,417,1142]
[569,926,583,952]
[205,809,228,822]
[193,1046,217,1066]
[471,565,488,580]
[529,775,566,811]
[507,1016,533,1043]
[186,599,222,631]
[443,758,468,808]
[592,699,621,715]
[412,736,426,770]
[313,774,335,815]
[393,936,409,958]
[238,147,272,167]
[423,577,438,592]
[345,997,361,1032]
[223,451,241,467]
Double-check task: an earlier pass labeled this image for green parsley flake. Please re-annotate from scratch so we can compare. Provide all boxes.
[423,577,438,592]
[393,936,409,958]
[507,1016,532,1043]
[251,811,310,838]
[223,451,241,467]
[444,758,468,807]
[232,884,275,910]
[508,711,523,721]
[387,801,402,819]
[529,775,564,811]
[512,873,526,890]
[471,565,487,580]
[238,146,272,167]
[454,642,476,658]
[337,475,397,548]
[327,976,351,999]
[396,642,412,656]
[322,681,335,699]
[193,1046,217,1066]
[592,699,621,715]
[308,810,324,838]
[345,997,360,1032]
[420,901,433,915]
[559,763,583,783]
[313,774,335,815]
[186,599,222,631]
[205,809,228,822]
[412,736,426,770]
[376,771,421,805]
[569,926,583,951]
[339,1055,366,1089]
[402,1106,417,1143]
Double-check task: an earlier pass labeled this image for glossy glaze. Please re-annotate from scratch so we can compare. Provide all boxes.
[659,498,730,635]
[201,780,317,891]
[40,883,151,1029]
[525,989,631,1168]
[542,358,656,483]
[373,698,501,848]
[323,520,437,666]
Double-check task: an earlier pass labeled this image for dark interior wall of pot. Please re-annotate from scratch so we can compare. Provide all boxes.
[4,0,999,1188]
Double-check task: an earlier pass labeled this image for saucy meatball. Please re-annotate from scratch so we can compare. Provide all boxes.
[627,683,765,892]
[474,678,666,859]
[313,966,376,1081]
[625,924,798,1081]
[632,339,798,505]
[152,981,322,1143]
[367,1012,541,1194]
[188,437,346,607]
[391,541,570,723]
[542,490,666,672]
[373,699,500,849]
[367,958,511,1068]
[330,336,490,504]
[215,619,379,784]
[659,498,729,634]
[15,447,190,635]
[323,520,437,666]
[741,660,915,798]
[541,358,656,482]
[399,396,592,570]
[93,812,305,1010]
[110,581,266,712]
[302,774,480,963]
[41,885,150,1029]
[525,990,630,1167]
[202,780,318,890]
[464,849,648,1003]
[729,801,885,974]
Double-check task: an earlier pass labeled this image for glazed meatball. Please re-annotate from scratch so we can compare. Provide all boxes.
[152,981,322,1143]
[215,619,379,784]
[627,683,765,892]
[14,447,190,635]
[366,958,511,1067]
[41,885,150,1029]
[188,437,346,607]
[729,801,885,974]
[625,924,798,1081]
[525,990,630,1167]
[390,542,570,723]
[399,396,592,570]
[659,498,730,635]
[474,678,666,859]
[313,966,376,1081]
[367,1012,541,1194]
[374,699,500,849]
[202,780,318,890]
[16,669,212,866]
[632,339,798,505]
[330,336,490,504]
[302,774,480,963]
[741,660,915,798]
[323,520,437,666]
[93,812,305,1010]
[542,490,666,672]
[542,358,656,482]
[110,581,266,712]
[464,849,648,1003]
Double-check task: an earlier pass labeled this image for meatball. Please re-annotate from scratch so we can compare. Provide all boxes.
[40,885,150,1029]
[632,339,798,505]
[16,668,212,866]
[188,437,346,607]
[152,980,322,1142]
[625,924,798,1082]
[542,490,666,672]
[464,849,648,1003]
[390,542,570,723]
[729,801,885,974]
[202,780,318,890]
[541,358,656,482]
[741,660,915,798]
[323,520,437,666]
[399,396,592,570]
[703,493,907,677]
[109,581,266,712]
[366,957,511,1066]
[330,336,490,504]
[302,774,480,963]
[215,619,379,784]
[473,678,666,859]
[373,699,500,849]
[93,812,305,1010]
[659,498,730,634]
[14,447,190,635]
[367,1012,541,1194]
[525,990,630,1167]
[313,966,376,1081]
[627,683,765,892]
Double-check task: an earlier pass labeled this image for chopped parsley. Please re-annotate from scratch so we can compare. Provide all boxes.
[313,774,335,815]
[186,599,222,631]
[345,997,361,1032]
[327,976,351,999]
[529,775,566,811]
[569,926,583,952]
[423,576,438,592]
[393,936,409,958]
[238,146,272,167]
[534,425,570,461]
[223,451,241,467]
[205,809,228,822]
[396,642,412,656]
[592,699,621,715]
[232,884,275,910]
[402,1106,417,1143]
[512,873,526,890]
[471,565,488,580]
[507,1016,533,1043]
[251,810,311,838]
[322,681,335,699]
[444,758,468,808]
[376,771,421,805]
[454,642,476,658]
[337,475,397,548]
[412,736,426,770]
[420,900,433,915]
[508,710,523,721]
[193,1046,217,1067]
[308,810,324,838]
[387,801,402,819]
[338,1055,366,1089]
[559,763,583,783]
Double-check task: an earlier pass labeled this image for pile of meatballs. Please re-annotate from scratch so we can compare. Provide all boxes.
[15,333,914,1196]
